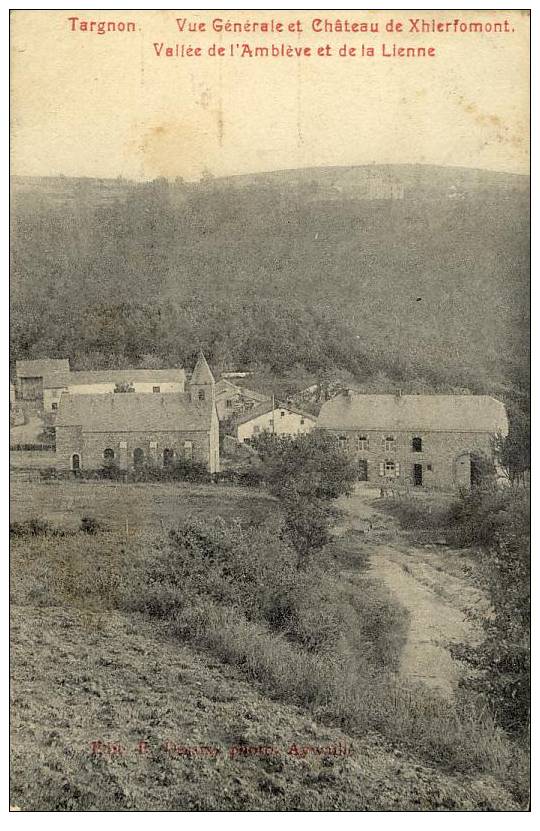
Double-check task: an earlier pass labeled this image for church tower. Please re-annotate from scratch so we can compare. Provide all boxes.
[189,351,215,404]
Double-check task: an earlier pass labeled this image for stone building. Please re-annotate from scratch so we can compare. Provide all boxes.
[15,359,70,402]
[214,378,269,421]
[236,403,317,443]
[44,368,186,412]
[317,392,508,489]
[55,353,219,473]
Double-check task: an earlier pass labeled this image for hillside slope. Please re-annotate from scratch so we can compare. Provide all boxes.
[10,605,519,811]
[10,165,529,388]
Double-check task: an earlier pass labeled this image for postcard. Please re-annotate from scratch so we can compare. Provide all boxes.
[9,9,530,812]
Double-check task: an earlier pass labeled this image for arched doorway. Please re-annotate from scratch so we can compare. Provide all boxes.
[163,448,174,467]
[454,451,471,488]
[71,453,80,472]
[133,448,144,469]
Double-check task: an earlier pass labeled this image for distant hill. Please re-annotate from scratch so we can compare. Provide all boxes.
[10,165,530,395]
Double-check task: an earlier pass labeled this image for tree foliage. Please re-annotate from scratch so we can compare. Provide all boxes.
[492,408,530,485]
[451,488,530,735]
[253,431,357,567]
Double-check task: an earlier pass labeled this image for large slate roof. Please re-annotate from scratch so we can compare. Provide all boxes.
[16,358,70,379]
[317,394,508,434]
[66,368,186,387]
[215,379,269,402]
[56,392,211,432]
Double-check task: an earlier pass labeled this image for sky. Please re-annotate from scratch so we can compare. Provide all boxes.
[10,9,530,180]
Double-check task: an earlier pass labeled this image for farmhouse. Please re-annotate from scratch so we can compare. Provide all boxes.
[44,367,186,412]
[55,352,219,473]
[236,402,317,443]
[15,357,187,412]
[317,392,508,489]
[214,378,269,421]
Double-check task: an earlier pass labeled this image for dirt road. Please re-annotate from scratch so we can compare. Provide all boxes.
[337,486,485,699]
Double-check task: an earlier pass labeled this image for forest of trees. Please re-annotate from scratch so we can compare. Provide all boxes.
[10,167,530,435]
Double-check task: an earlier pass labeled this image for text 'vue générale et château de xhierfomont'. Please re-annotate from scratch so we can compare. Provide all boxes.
[66,15,517,59]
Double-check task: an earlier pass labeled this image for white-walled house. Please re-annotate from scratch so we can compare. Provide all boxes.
[236,403,317,443]
[43,368,186,412]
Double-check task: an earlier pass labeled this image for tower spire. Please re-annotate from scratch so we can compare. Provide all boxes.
[189,351,215,403]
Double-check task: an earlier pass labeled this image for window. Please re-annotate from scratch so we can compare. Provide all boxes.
[280,411,285,418]
[153,386,160,393]
[300,418,305,425]
[357,435,369,451]
[149,441,157,450]
[253,425,261,434]
[427,464,433,472]
[226,399,233,409]
[198,390,205,401]
[183,440,193,459]
[380,460,400,478]
[103,448,115,462]
[338,435,348,450]
[119,441,127,450]
[385,436,396,452]
[133,448,144,468]
[412,436,422,452]
[51,402,58,410]
[163,448,174,467]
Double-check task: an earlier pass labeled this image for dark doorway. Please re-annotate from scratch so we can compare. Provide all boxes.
[470,455,482,489]
[71,453,80,472]
[133,448,144,468]
[413,464,423,486]
[358,459,368,481]
[163,448,174,467]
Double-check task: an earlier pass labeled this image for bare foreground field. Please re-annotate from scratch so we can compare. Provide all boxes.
[10,479,527,810]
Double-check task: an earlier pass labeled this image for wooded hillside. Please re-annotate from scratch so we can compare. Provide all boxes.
[10,165,529,400]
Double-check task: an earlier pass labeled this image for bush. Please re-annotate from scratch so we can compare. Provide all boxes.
[10,518,59,537]
[451,489,530,735]
[130,458,211,484]
[385,486,530,737]
[79,516,103,535]
[236,468,264,488]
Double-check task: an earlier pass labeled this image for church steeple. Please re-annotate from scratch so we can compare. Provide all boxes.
[189,351,215,404]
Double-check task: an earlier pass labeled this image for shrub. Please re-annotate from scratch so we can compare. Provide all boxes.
[80,516,102,535]
[10,517,58,537]
[386,486,530,737]
[451,489,530,736]
[131,458,211,484]
[236,468,264,488]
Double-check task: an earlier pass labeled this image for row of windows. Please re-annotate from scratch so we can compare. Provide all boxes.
[338,435,423,452]
[102,442,193,465]
[379,461,433,478]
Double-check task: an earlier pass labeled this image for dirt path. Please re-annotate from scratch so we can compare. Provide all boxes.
[337,486,484,699]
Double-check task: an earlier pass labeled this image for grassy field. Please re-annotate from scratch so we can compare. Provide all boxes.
[10,479,274,534]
